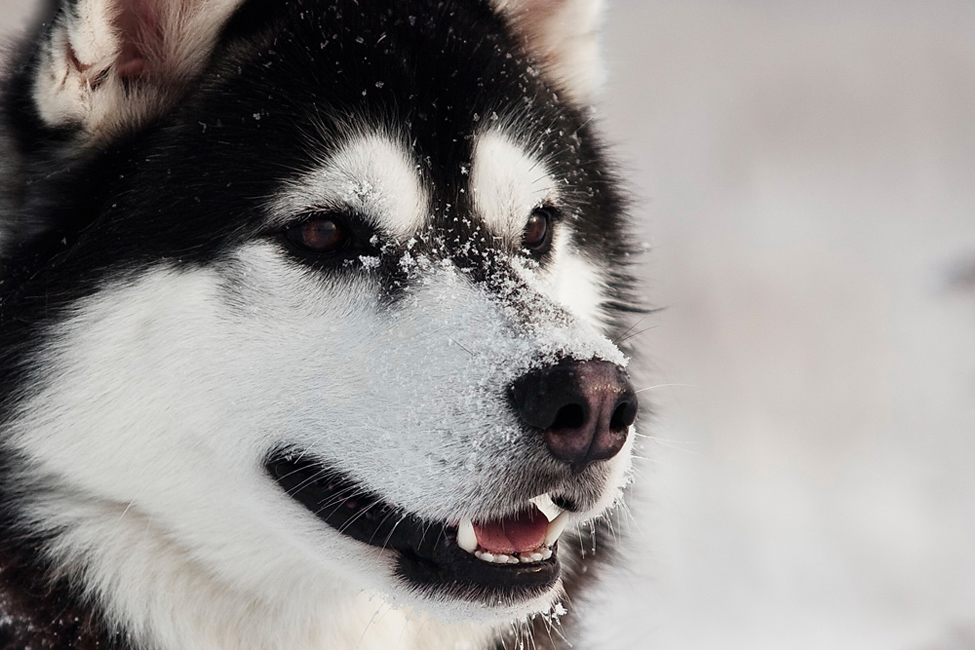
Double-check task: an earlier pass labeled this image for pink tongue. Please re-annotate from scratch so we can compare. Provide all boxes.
[472,507,549,554]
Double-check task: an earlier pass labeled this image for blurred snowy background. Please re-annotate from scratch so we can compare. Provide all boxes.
[2,1,973,649]
[588,2,975,649]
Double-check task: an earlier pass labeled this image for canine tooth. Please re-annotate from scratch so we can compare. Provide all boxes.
[457,517,477,553]
[544,512,569,547]
[529,493,563,522]
[542,548,553,560]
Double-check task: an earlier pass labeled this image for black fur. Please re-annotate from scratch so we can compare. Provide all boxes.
[0,1,642,648]
[0,451,131,650]
[0,537,131,650]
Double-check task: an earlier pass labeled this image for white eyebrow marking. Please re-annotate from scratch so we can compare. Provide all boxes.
[272,132,427,238]
[471,131,558,237]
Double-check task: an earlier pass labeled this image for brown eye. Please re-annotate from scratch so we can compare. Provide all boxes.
[286,217,347,254]
[522,207,555,252]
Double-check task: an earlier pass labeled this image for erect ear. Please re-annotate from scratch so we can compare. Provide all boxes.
[31,0,243,141]
[493,0,606,105]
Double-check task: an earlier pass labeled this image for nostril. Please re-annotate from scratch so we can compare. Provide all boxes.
[509,359,638,470]
[551,403,586,431]
[609,400,638,432]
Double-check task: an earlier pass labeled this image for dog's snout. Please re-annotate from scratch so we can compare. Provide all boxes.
[509,360,638,473]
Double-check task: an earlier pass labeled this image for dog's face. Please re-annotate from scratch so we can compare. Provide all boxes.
[0,0,639,640]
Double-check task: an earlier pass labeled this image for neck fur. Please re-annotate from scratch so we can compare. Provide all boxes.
[9,491,498,650]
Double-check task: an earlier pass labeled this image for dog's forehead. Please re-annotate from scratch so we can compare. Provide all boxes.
[269,129,557,240]
[238,0,574,241]
[66,0,598,268]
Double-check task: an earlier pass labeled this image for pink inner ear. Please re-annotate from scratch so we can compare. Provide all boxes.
[115,50,148,78]
[113,0,163,79]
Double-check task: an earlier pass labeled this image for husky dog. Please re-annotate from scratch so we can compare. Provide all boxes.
[0,1,642,648]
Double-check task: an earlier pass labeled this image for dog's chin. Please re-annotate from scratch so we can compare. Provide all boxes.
[265,450,569,610]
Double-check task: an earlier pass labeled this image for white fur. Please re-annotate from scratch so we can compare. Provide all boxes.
[471,131,558,239]
[471,130,612,330]
[8,218,630,649]
[273,132,428,238]
[10,2,631,648]
[33,0,244,140]
[492,0,607,104]
[547,249,611,331]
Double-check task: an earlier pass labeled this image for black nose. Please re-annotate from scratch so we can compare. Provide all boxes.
[509,360,638,473]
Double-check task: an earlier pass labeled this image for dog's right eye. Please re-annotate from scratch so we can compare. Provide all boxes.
[285,217,348,254]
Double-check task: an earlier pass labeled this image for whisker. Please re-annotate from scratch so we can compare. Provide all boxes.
[283,467,334,496]
[367,508,402,547]
[612,315,648,345]
[449,338,475,357]
[313,485,369,519]
[635,382,696,394]
[336,498,384,536]
[378,516,407,554]
[645,437,699,454]
[615,324,657,345]
[630,453,674,466]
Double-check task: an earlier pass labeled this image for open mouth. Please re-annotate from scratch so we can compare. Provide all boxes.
[265,450,568,603]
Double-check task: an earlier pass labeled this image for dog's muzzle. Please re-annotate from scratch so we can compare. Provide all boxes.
[265,358,638,605]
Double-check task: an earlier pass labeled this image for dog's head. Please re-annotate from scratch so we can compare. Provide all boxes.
[0,0,640,642]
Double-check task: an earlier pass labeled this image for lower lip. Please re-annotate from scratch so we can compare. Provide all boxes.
[265,451,562,601]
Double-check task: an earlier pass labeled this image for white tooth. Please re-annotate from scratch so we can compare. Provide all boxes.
[542,548,553,560]
[495,554,510,564]
[544,512,569,547]
[457,517,478,554]
[520,555,534,564]
[530,493,563,523]
[508,556,520,564]
[531,552,543,562]
[479,552,495,563]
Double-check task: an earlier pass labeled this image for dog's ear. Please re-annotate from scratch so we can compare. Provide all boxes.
[493,0,606,105]
[30,0,242,140]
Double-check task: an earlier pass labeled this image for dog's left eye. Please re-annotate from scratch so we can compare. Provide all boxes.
[522,207,556,254]
[285,216,348,254]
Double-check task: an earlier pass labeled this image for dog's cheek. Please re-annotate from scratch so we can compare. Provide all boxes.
[214,243,391,448]
[9,266,239,502]
[6,252,381,515]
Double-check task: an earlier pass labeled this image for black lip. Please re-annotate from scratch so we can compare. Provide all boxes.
[265,450,561,604]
